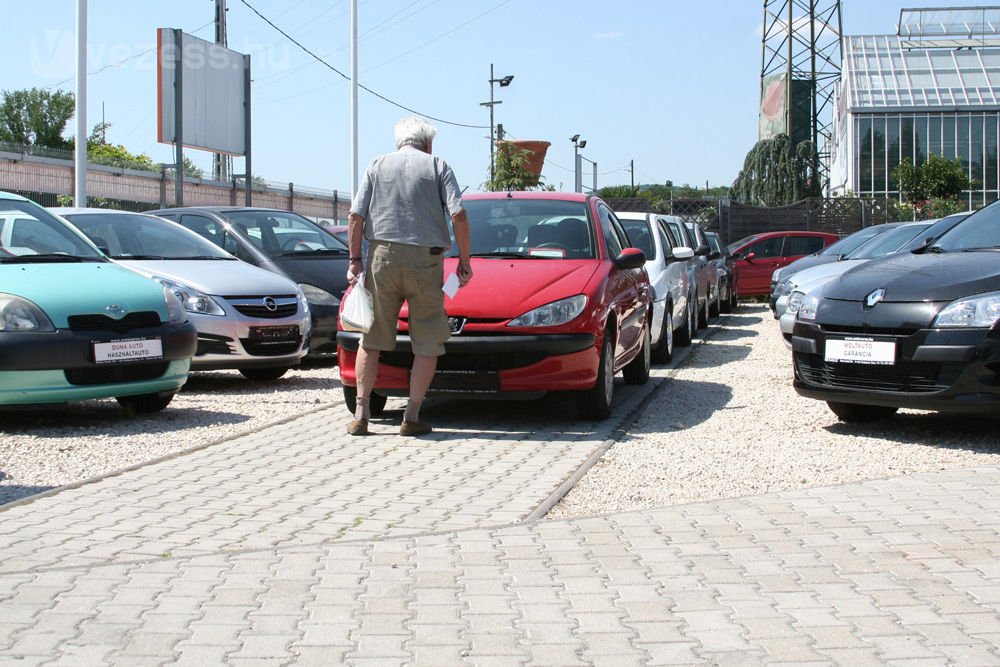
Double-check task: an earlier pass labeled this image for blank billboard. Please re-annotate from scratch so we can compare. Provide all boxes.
[157,28,248,156]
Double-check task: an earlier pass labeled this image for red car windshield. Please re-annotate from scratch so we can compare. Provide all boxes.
[452,199,596,259]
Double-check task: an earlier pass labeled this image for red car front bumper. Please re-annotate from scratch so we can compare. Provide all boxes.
[337,331,599,398]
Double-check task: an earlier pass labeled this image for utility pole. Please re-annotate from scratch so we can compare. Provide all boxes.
[629,160,634,190]
[213,0,231,182]
[74,0,87,206]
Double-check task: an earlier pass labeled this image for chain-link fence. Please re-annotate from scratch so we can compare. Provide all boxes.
[0,146,351,223]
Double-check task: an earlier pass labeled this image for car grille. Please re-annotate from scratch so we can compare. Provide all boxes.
[822,323,922,337]
[68,312,161,333]
[65,362,169,386]
[226,296,298,319]
[239,336,302,356]
[381,350,546,371]
[796,355,964,393]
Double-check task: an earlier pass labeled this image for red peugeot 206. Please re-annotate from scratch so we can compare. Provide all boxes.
[337,191,653,420]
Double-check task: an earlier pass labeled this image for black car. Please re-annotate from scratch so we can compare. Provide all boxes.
[148,206,349,359]
[705,231,737,313]
[791,204,1000,422]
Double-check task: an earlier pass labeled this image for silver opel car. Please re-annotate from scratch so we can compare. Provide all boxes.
[52,208,311,381]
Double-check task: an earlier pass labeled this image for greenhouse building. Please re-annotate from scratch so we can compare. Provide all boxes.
[830,7,1000,207]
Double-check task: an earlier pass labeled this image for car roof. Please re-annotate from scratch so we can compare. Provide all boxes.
[615,211,652,220]
[463,191,589,203]
[50,207,158,216]
[0,191,30,203]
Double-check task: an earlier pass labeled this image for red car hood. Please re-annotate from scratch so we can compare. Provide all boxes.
[402,259,600,320]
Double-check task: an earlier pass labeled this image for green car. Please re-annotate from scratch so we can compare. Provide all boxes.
[0,192,197,412]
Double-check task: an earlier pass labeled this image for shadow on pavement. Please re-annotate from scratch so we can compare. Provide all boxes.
[626,377,734,436]
[825,411,1000,454]
[0,406,251,435]
[0,484,56,506]
[683,342,752,369]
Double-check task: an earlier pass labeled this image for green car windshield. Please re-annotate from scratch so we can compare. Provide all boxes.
[0,201,106,262]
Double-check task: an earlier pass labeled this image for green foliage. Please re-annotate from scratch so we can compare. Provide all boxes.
[730,134,820,206]
[484,143,545,191]
[598,185,640,198]
[891,154,970,217]
[0,88,76,148]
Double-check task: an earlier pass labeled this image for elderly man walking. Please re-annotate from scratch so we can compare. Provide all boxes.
[346,117,473,436]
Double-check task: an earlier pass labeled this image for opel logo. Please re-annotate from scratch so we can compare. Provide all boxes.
[865,288,886,308]
[105,304,126,319]
[448,316,466,334]
[263,297,278,312]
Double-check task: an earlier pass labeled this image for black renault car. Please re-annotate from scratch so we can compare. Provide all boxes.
[791,203,1000,422]
[148,206,349,359]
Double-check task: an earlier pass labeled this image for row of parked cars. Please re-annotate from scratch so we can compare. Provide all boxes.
[764,207,1000,422]
[0,191,352,412]
[2,189,741,421]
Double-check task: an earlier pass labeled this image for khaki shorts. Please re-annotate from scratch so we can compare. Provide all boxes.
[361,241,451,357]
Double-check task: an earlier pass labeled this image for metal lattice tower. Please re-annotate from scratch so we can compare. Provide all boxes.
[761,0,842,193]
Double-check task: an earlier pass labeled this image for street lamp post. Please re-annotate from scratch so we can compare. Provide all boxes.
[480,64,513,183]
[570,134,587,193]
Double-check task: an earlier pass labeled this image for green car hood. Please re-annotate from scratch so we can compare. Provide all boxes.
[1,263,169,327]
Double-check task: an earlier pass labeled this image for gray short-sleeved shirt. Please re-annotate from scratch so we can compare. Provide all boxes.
[350,145,464,249]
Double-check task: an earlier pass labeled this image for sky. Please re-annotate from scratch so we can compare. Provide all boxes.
[6,0,996,197]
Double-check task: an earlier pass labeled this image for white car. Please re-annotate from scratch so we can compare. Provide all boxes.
[618,212,695,362]
[52,208,312,381]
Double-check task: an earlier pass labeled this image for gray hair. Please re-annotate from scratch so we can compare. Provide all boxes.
[394,117,437,150]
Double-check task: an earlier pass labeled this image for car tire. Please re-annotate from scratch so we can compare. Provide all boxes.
[720,280,732,313]
[827,401,899,423]
[576,330,614,420]
[116,392,175,414]
[709,281,721,317]
[697,291,709,330]
[343,386,388,417]
[623,321,651,385]
[238,367,290,381]
[651,307,673,364]
[676,299,694,347]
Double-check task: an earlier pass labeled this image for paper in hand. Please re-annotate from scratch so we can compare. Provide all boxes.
[442,272,460,299]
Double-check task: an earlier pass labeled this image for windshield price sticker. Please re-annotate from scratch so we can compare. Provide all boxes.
[824,337,895,365]
[94,338,164,364]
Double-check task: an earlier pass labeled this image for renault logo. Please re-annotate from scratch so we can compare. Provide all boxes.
[865,288,886,308]
[105,304,126,319]
[448,316,466,334]
[263,297,278,312]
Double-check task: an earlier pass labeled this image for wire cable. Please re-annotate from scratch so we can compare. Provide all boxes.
[239,0,487,129]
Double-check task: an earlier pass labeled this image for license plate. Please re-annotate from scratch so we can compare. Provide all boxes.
[249,325,299,341]
[428,369,500,394]
[824,337,896,365]
[93,338,163,364]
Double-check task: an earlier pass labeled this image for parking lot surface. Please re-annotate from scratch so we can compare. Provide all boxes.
[3,308,1000,665]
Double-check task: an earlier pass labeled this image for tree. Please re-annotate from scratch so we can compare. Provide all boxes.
[891,154,970,216]
[730,134,820,207]
[0,88,75,148]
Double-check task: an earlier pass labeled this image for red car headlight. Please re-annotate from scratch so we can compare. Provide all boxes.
[508,295,587,327]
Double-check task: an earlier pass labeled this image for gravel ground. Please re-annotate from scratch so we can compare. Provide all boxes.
[548,304,1000,518]
[0,364,342,504]
[5,305,1000,512]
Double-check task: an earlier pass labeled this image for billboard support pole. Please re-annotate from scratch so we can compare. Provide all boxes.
[244,53,252,206]
[173,28,184,207]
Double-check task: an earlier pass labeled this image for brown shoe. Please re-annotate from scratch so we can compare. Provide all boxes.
[347,419,369,436]
[399,420,432,436]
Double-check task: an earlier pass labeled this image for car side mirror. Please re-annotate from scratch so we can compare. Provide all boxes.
[614,247,646,270]
[744,251,756,262]
[696,244,710,257]
[671,246,694,261]
[708,250,721,260]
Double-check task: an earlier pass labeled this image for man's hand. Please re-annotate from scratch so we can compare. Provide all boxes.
[457,259,473,287]
[347,258,363,284]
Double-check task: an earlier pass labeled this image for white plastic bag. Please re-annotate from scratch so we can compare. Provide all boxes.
[340,274,374,333]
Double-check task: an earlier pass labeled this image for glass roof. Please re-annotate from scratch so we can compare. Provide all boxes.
[898,7,1000,47]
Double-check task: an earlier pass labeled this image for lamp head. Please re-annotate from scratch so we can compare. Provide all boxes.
[570,134,580,143]
[498,75,514,87]
[578,140,587,148]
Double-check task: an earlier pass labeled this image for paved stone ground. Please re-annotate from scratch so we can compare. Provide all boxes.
[3,321,1000,665]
